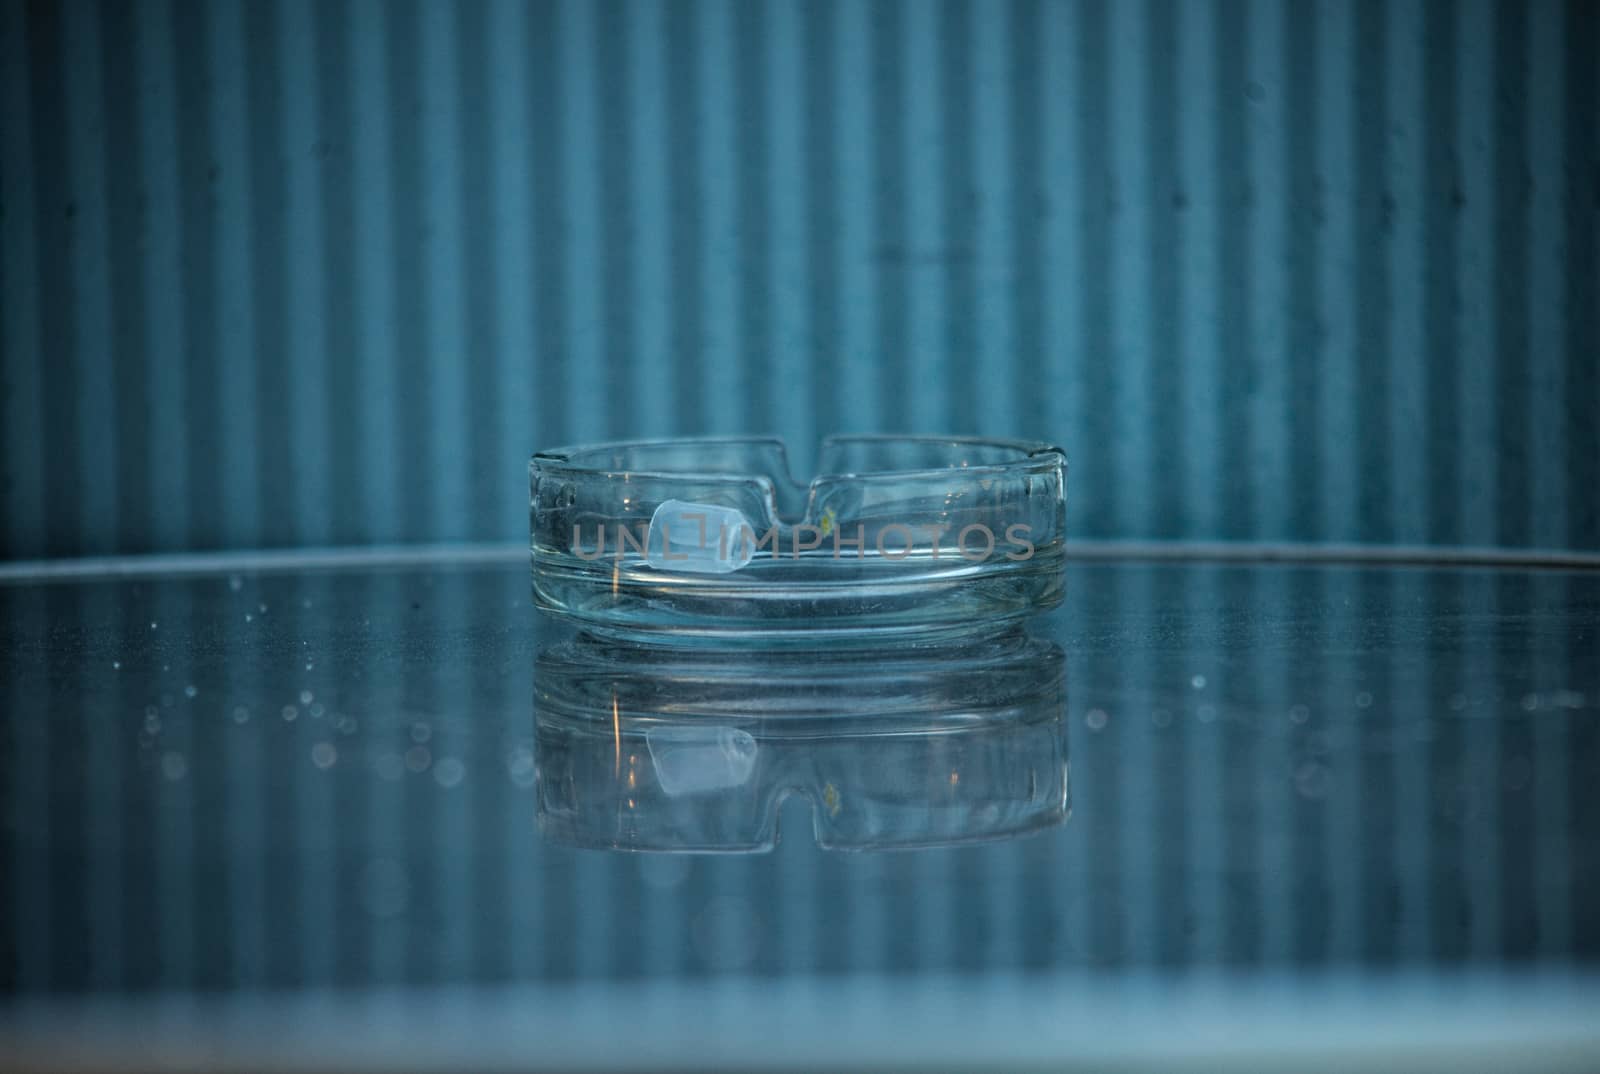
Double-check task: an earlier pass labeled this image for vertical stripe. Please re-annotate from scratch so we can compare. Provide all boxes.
[138,0,190,550]
[208,0,263,549]
[86,586,125,988]
[1314,0,1358,543]
[1531,572,1574,959]
[596,1,636,441]
[1,2,44,556]
[664,2,703,435]
[174,0,221,549]
[61,0,113,554]
[1010,0,1045,442]
[940,0,974,438]
[1454,0,1498,546]
[902,0,946,434]
[349,0,401,542]
[1108,0,1154,536]
[1422,0,1458,546]
[628,0,675,438]
[487,0,537,536]
[871,1,905,434]
[1039,1,1083,495]
[7,589,48,986]
[418,0,470,537]
[804,3,838,451]
[316,2,361,547]
[1143,0,1182,538]
[766,0,814,466]
[833,0,882,435]
[1491,4,1531,548]
[245,0,291,547]
[1386,0,1428,545]
[1117,567,1156,963]
[971,0,1015,438]
[734,2,769,438]
[225,579,266,985]
[1074,0,1111,538]
[1214,0,1251,539]
[696,0,743,432]
[1391,569,1431,962]
[156,587,196,987]
[1281,3,1319,541]
[1564,0,1599,551]
[1352,0,1392,541]
[454,1,499,542]
[281,0,330,545]
[1525,0,1568,550]
[1245,0,1288,540]
[1175,0,1220,538]
[1463,573,1502,959]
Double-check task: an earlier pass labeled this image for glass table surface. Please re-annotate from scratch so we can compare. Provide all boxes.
[0,549,1596,1071]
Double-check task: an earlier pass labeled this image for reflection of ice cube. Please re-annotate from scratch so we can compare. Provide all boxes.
[646,726,758,796]
[645,500,755,573]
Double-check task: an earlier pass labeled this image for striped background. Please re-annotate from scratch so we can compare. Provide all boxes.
[2,0,1597,560]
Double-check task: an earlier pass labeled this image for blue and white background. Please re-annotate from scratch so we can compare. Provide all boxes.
[2,0,1597,559]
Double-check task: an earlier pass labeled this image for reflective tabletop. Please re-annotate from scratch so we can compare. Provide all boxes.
[1,549,1597,1071]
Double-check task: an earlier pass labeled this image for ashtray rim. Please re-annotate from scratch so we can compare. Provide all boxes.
[530,433,1067,490]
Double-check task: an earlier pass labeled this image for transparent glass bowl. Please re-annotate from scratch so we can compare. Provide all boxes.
[534,629,1069,852]
[529,435,1067,641]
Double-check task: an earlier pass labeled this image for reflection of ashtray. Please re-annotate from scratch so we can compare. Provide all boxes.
[534,630,1069,852]
[528,436,1066,641]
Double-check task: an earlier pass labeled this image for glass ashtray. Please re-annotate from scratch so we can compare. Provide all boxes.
[528,435,1067,640]
[534,629,1069,852]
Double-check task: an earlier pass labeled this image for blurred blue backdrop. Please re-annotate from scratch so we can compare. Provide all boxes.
[1,0,1596,559]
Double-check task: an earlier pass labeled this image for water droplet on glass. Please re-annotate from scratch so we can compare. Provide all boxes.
[309,702,325,719]
[404,745,431,773]
[231,706,250,724]
[410,723,432,744]
[299,689,313,705]
[281,704,299,722]
[150,621,158,631]
[1355,691,1374,709]
[1289,703,1311,724]
[228,575,243,592]
[507,748,536,788]
[112,660,122,671]
[1294,760,1330,799]
[311,742,337,769]
[184,684,198,699]
[1085,708,1108,731]
[433,757,465,789]
[1520,693,1540,712]
[161,752,188,782]
[1190,674,1207,690]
